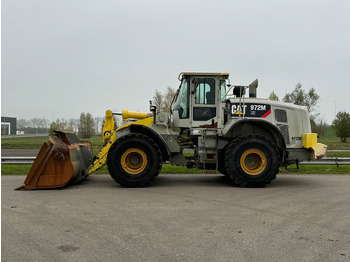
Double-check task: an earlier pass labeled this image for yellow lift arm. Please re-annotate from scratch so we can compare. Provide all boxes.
[86,110,154,175]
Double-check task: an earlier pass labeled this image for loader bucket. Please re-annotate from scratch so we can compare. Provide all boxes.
[16,130,93,190]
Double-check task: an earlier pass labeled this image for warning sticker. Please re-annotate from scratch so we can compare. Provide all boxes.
[231,103,271,118]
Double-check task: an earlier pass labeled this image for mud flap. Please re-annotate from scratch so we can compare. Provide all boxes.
[16,131,93,190]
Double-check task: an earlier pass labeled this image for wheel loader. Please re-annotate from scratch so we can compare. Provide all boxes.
[17,72,327,190]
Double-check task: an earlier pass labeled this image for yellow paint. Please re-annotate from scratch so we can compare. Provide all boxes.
[240,149,267,175]
[181,72,229,77]
[122,109,149,121]
[116,117,154,131]
[302,133,317,148]
[121,148,148,174]
[103,110,116,144]
[303,133,327,160]
[86,138,114,174]
[86,116,154,175]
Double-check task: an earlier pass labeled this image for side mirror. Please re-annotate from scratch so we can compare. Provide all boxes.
[233,86,246,97]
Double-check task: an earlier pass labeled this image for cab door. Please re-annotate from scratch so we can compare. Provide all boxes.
[191,77,218,127]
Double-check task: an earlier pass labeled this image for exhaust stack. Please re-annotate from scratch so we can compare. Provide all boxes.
[249,79,258,97]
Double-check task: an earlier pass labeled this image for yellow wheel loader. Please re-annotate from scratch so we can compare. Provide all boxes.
[17,72,327,189]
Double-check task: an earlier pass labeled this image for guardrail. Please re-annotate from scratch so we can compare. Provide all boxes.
[1,157,36,165]
[299,157,350,167]
[1,156,350,166]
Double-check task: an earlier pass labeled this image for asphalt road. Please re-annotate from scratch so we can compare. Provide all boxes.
[1,149,39,157]
[2,174,350,262]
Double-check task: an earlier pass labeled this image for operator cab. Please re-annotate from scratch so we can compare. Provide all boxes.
[172,72,229,128]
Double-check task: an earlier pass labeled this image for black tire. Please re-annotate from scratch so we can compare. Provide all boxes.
[107,133,162,187]
[224,135,280,187]
[218,166,228,176]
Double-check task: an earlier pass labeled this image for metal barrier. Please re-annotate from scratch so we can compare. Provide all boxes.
[299,157,350,167]
[1,157,36,165]
[1,156,350,166]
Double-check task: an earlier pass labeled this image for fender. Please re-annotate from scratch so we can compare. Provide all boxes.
[127,124,171,162]
[223,119,286,150]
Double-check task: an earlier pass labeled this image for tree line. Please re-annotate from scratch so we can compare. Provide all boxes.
[17,113,104,138]
[153,86,176,113]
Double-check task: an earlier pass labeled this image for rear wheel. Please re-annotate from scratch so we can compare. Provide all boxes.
[224,136,279,187]
[218,166,228,176]
[107,133,162,187]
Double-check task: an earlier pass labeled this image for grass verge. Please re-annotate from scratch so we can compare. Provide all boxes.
[279,164,350,174]
[1,136,49,149]
[326,151,350,158]
[1,134,104,150]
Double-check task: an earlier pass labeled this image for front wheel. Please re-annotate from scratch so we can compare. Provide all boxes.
[107,134,162,187]
[224,136,280,187]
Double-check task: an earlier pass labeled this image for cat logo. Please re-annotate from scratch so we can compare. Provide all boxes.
[231,103,271,118]
[232,104,247,115]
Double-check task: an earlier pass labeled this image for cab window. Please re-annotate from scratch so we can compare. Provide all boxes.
[220,80,226,102]
[173,77,189,119]
[195,78,215,105]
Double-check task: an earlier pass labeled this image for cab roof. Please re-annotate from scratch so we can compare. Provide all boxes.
[180,72,229,79]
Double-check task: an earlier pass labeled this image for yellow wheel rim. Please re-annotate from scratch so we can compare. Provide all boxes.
[240,149,267,176]
[121,148,148,175]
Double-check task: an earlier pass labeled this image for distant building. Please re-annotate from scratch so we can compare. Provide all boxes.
[1,116,17,135]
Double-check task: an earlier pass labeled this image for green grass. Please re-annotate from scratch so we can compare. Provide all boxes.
[280,164,350,174]
[80,136,104,150]
[321,139,350,150]
[1,135,49,149]
[1,165,32,175]
[326,151,350,158]
[1,134,104,150]
[319,126,350,150]
[160,164,216,174]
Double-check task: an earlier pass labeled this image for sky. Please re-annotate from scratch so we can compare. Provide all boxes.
[2,0,350,124]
